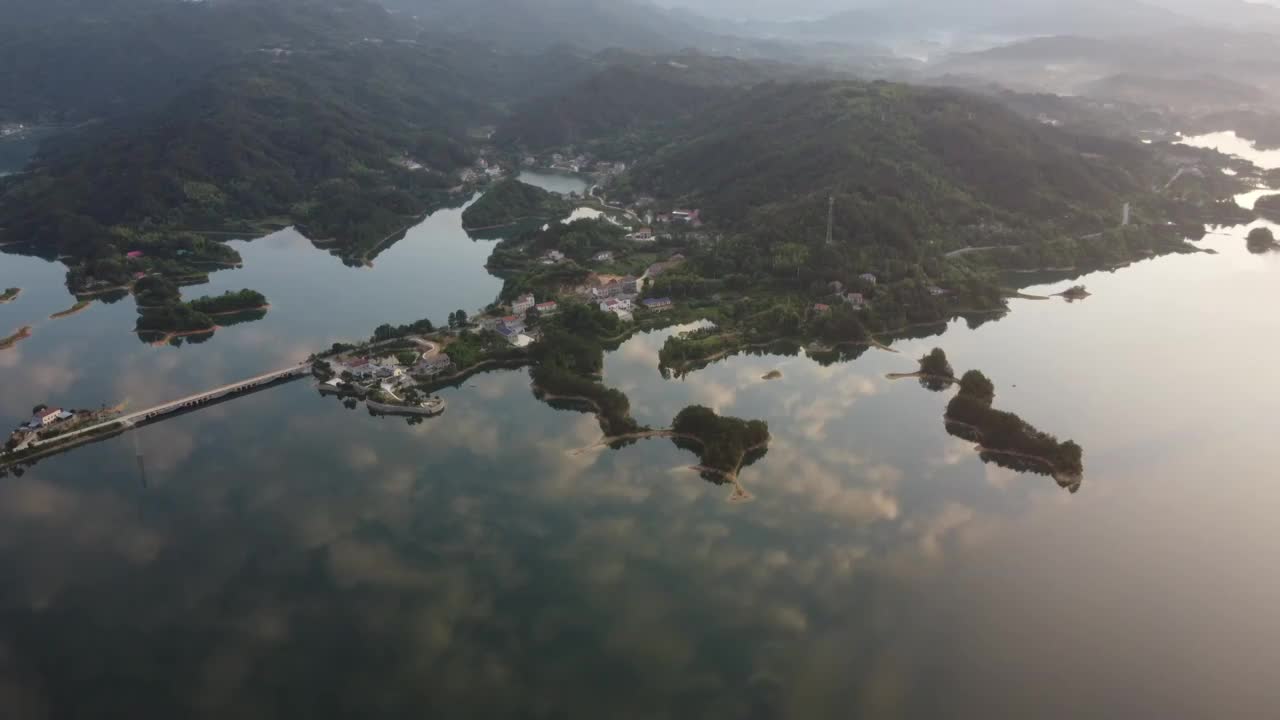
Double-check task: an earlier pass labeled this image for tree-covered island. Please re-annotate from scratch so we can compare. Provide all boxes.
[1246,227,1279,254]
[133,278,268,345]
[942,367,1085,492]
[0,288,19,304]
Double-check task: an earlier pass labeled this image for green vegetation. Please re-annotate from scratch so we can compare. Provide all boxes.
[1254,195,1280,223]
[443,331,512,371]
[188,290,267,315]
[918,348,954,378]
[958,370,995,404]
[496,65,728,150]
[671,405,771,478]
[133,276,181,306]
[133,285,267,338]
[462,179,571,230]
[134,304,214,336]
[0,0,594,290]
[917,347,955,391]
[530,321,640,436]
[0,288,18,303]
[1246,227,1278,254]
[945,368,1084,486]
[487,219,628,300]
[371,318,437,344]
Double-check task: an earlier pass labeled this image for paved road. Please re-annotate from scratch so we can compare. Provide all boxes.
[25,363,310,450]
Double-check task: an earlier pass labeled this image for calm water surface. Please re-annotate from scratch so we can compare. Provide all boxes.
[2,165,1280,717]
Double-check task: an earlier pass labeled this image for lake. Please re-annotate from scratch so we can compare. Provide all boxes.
[3,166,1280,718]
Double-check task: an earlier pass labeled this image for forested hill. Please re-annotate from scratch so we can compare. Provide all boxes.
[495,65,732,150]
[495,53,848,150]
[0,0,417,122]
[0,38,499,266]
[626,81,1163,249]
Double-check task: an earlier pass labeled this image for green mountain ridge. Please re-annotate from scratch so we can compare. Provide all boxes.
[626,80,1160,248]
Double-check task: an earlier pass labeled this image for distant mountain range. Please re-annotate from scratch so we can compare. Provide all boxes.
[931,29,1280,109]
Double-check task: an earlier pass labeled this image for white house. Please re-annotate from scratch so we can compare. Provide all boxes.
[33,408,62,427]
[513,294,536,315]
[859,273,878,286]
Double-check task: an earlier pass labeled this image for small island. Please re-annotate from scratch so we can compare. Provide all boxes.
[1246,227,1279,254]
[762,369,783,381]
[670,405,771,484]
[188,289,269,316]
[0,325,33,351]
[0,287,19,304]
[133,278,268,345]
[943,368,1084,492]
[1057,285,1092,301]
[462,178,571,231]
[887,347,958,392]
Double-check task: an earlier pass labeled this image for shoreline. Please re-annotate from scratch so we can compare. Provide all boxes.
[135,327,217,346]
[463,214,562,232]
[0,326,33,350]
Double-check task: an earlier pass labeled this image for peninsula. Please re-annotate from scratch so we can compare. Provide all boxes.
[462,178,571,231]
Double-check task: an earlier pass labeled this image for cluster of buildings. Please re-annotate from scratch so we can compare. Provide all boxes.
[813,273,949,315]
[493,294,558,346]
[540,250,566,265]
[526,153,627,177]
[20,407,75,431]
[627,227,657,243]
[7,406,78,449]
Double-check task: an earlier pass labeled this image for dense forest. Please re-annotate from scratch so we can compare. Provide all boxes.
[462,179,571,230]
[0,0,611,292]
[495,65,731,150]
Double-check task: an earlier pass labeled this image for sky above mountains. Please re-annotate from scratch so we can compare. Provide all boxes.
[653,0,1279,22]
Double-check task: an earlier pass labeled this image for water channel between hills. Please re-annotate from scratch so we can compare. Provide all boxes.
[1,152,1280,718]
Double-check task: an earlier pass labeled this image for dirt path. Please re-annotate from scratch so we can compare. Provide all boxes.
[885,371,958,385]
